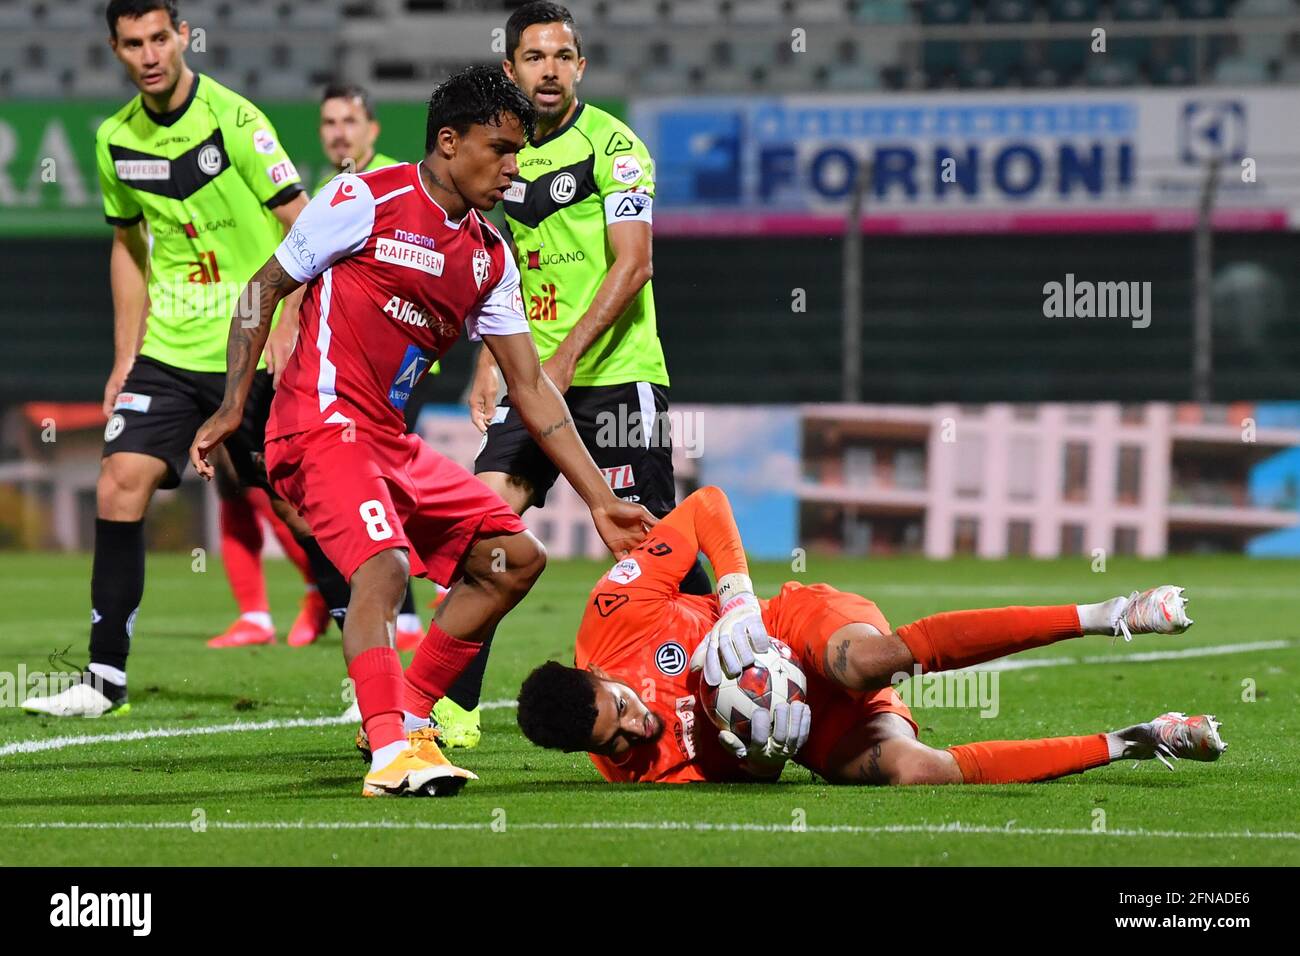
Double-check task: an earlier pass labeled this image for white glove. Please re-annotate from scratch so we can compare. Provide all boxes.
[714,700,813,767]
[689,573,771,686]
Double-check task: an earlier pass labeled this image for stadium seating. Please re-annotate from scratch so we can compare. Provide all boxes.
[0,0,1297,98]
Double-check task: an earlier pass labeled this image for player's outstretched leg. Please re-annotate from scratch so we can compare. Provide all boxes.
[825,710,1226,786]
[207,484,276,649]
[820,587,1193,694]
[401,531,547,743]
[345,548,476,797]
[22,452,167,718]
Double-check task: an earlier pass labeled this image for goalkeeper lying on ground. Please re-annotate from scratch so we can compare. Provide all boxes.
[516,486,1227,784]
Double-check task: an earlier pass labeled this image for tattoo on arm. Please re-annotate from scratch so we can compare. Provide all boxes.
[538,414,573,440]
[826,638,850,682]
[857,743,886,785]
[224,258,296,409]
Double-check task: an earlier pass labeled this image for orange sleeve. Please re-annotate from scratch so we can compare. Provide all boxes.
[655,486,748,582]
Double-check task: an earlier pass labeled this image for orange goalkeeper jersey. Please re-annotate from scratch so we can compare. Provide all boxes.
[575,488,752,784]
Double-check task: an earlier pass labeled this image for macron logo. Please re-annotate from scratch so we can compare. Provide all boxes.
[50,886,152,937]
[330,181,357,206]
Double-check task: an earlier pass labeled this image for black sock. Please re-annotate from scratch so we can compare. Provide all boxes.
[678,558,713,596]
[444,628,494,711]
[88,518,144,696]
[400,581,416,616]
[300,536,351,629]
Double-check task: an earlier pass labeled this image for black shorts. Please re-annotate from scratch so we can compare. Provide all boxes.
[102,355,273,490]
[474,381,678,513]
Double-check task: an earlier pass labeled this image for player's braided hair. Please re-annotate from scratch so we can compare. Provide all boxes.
[516,661,599,753]
[424,65,537,153]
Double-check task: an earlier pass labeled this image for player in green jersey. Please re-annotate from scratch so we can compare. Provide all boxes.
[313,83,402,195]
[21,0,321,717]
[442,1,709,748]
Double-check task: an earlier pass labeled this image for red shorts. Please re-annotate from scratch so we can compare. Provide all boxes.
[761,582,918,777]
[266,427,527,584]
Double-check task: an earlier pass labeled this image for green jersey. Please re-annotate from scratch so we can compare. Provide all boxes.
[312,150,401,195]
[501,102,667,387]
[94,73,304,373]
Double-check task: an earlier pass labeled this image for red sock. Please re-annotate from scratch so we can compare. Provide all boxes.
[403,622,481,718]
[219,492,267,615]
[948,734,1111,784]
[348,646,405,752]
[896,605,1082,673]
[247,488,314,584]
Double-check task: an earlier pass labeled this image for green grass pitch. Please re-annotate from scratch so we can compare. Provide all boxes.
[0,551,1296,866]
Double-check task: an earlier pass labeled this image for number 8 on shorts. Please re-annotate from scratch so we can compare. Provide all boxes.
[359,499,394,541]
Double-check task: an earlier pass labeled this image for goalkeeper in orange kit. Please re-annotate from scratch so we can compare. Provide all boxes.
[516,486,1227,785]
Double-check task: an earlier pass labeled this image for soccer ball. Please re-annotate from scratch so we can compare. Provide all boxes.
[699,637,807,748]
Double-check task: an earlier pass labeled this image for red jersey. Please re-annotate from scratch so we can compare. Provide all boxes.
[268,162,527,440]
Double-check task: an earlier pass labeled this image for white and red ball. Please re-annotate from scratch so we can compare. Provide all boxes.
[699,637,807,747]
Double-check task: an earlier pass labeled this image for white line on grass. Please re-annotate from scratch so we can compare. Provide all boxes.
[1,637,1291,758]
[1,820,1297,841]
[0,699,517,757]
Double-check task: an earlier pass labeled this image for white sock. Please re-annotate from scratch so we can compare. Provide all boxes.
[240,611,273,630]
[396,613,421,633]
[1076,597,1124,634]
[403,710,431,732]
[87,662,126,689]
[370,740,407,772]
[1105,732,1126,760]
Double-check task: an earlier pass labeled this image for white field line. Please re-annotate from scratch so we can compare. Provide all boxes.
[1,637,1292,758]
[1,820,1297,841]
[859,584,1300,600]
[0,699,517,757]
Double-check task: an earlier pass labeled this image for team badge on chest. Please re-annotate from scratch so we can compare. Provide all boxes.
[472,247,492,289]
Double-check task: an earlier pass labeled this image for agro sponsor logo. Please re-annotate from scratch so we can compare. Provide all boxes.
[115,159,169,180]
[151,135,190,148]
[612,155,644,184]
[376,237,445,276]
[104,414,125,442]
[472,247,492,289]
[647,541,672,557]
[503,180,526,203]
[253,128,277,154]
[197,144,223,175]
[266,159,297,184]
[382,295,430,328]
[549,172,577,203]
[605,131,634,156]
[393,228,436,249]
[607,557,642,585]
[113,392,152,413]
[49,886,152,937]
[601,463,635,491]
[655,641,687,676]
[521,156,553,167]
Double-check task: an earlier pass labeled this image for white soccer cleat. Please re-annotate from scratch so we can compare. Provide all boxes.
[1113,585,1193,642]
[1147,712,1227,770]
[21,681,128,718]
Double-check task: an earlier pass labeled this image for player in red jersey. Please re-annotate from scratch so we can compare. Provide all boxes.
[190,66,655,797]
[517,486,1227,785]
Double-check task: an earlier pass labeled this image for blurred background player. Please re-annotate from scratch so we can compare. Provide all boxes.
[516,486,1225,785]
[191,65,656,796]
[22,0,311,715]
[445,0,711,749]
[210,81,427,650]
